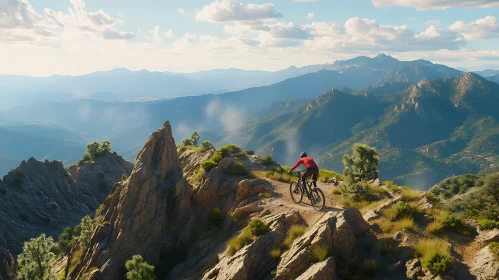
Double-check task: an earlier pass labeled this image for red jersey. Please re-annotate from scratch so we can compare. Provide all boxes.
[289,157,318,172]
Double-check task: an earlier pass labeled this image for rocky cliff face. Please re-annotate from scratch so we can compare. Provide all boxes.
[0,152,132,255]
[69,121,193,279]
[0,248,15,280]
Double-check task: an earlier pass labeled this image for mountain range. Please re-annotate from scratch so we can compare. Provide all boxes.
[0,54,497,188]
[215,73,499,189]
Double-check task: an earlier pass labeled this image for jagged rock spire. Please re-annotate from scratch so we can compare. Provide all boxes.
[70,121,192,280]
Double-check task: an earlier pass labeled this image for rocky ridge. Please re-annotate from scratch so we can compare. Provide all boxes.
[0,151,132,256]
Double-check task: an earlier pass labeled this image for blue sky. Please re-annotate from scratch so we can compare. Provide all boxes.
[2,0,499,75]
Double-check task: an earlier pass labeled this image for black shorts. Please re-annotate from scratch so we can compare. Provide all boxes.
[303,168,319,182]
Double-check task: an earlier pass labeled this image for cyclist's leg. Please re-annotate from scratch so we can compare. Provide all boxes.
[312,170,319,188]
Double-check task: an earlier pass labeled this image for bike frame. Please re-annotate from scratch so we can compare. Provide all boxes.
[297,171,315,197]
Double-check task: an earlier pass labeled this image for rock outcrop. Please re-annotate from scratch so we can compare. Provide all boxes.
[0,248,15,280]
[69,121,191,280]
[470,246,499,280]
[203,212,300,280]
[275,208,373,280]
[0,152,132,255]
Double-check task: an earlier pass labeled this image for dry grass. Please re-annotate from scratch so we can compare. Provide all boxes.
[378,217,393,233]
[426,221,444,234]
[415,238,450,259]
[270,248,281,259]
[401,188,422,201]
[392,217,415,232]
[284,225,307,247]
[311,246,328,262]
[427,208,450,224]
[227,228,253,256]
[415,238,452,272]
[382,206,399,221]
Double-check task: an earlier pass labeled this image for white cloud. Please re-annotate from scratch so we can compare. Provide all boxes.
[302,18,463,52]
[270,22,311,39]
[449,16,499,40]
[306,12,315,20]
[371,0,499,10]
[177,8,185,15]
[0,0,134,43]
[196,0,281,23]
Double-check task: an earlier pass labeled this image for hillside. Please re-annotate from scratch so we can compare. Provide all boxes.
[0,152,132,255]
[215,73,499,189]
[1,55,465,163]
[488,73,499,84]
[21,122,493,280]
[0,124,87,165]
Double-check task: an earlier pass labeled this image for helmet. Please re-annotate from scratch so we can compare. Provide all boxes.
[300,152,307,158]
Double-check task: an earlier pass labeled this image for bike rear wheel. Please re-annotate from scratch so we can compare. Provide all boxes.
[310,188,325,211]
[290,181,303,203]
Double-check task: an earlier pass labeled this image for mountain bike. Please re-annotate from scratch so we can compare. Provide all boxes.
[289,171,325,211]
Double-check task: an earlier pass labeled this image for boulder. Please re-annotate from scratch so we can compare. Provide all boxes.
[476,229,499,244]
[332,208,372,258]
[202,212,300,280]
[235,179,272,206]
[362,197,401,221]
[417,196,434,211]
[406,259,424,280]
[470,246,499,280]
[275,212,336,280]
[295,257,339,280]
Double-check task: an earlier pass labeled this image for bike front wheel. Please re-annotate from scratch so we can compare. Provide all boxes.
[290,181,303,203]
[310,188,325,211]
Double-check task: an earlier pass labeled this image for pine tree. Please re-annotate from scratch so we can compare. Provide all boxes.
[17,234,56,280]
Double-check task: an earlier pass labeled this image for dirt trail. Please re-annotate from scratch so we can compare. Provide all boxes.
[261,178,343,226]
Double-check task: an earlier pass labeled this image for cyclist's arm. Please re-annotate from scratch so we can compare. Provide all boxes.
[288,159,304,173]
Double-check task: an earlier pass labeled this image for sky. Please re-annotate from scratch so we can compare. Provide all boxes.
[1,0,499,76]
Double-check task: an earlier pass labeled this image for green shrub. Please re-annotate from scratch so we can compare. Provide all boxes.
[478,218,499,230]
[245,150,255,155]
[422,252,452,272]
[489,242,499,260]
[58,227,75,254]
[226,162,250,176]
[200,140,215,152]
[340,181,384,202]
[396,201,417,218]
[78,140,111,165]
[311,246,328,262]
[225,144,242,154]
[234,152,247,158]
[125,255,156,280]
[207,208,225,230]
[201,160,218,172]
[249,218,270,236]
[284,225,307,247]
[261,156,275,166]
[121,174,128,181]
[218,147,231,158]
[445,215,470,235]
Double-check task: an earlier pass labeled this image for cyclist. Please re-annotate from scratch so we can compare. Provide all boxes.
[288,152,319,189]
